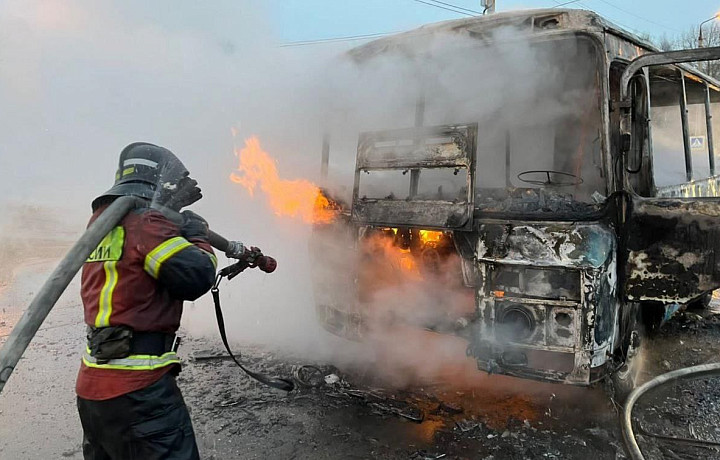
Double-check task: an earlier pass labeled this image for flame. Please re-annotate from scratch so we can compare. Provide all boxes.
[382,228,445,245]
[230,136,338,224]
[359,232,422,296]
[396,248,417,273]
[362,230,420,284]
[358,228,453,295]
[419,229,444,245]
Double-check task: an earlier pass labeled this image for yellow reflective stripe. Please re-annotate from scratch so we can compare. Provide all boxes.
[144,237,193,279]
[122,166,135,176]
[82,349,180,370]
[201,249,218,268]
[94,261,118,328]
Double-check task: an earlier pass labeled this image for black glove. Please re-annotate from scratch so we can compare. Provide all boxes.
[157,176,203,211]
[180,210,209,240]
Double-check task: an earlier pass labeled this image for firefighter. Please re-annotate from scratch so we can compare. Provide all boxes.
[76,143,236,459]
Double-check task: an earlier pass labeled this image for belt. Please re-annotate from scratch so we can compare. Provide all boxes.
[130,331,180,355]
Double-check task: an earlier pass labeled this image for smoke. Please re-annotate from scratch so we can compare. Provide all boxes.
[0,204,79,293]
[1,2,606,398]
[280,25,607,390]
[0,0,331,355]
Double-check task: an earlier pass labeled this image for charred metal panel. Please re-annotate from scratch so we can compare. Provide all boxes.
[459,258,479,288]
[315,304,363,340]
[309,219,363,339]
[348,9,649,64]
[583,261,617,368]
[476,222,615,269]
[547,307,577,348]
[469,220,618,384]
[353,201,471,229]
[356,125,475,170]
[469,267,611,385]
[489,265,581,300]
[453,231,479,287]
[604,32,648,62]
[356,124,475,170]
[352,124,477,230]
[625,197,720,303]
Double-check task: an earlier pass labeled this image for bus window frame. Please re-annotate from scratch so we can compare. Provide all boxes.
[704,81,716,176]
[623,66,655,197]
[678,70,693,182]
[643,65,719,191]
[683,74,717,180]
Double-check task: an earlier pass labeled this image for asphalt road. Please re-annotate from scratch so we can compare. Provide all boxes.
[2,263,720,459]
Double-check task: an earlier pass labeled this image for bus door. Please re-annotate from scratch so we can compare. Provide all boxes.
[621,48,720,304]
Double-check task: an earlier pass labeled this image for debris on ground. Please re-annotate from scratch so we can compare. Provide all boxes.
[5,284,720,459]
[176,313,720,459]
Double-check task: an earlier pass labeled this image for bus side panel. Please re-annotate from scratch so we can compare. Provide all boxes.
[624,196,720,303]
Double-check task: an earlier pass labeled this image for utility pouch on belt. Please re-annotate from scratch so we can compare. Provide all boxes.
[87,326,133,363]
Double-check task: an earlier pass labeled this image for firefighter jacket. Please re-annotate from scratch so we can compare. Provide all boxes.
[77,205,217,400]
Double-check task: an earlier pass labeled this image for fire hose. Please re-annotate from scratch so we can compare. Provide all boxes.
[211,260,295,392]
[0,195,292,394]
[621,362,720,460]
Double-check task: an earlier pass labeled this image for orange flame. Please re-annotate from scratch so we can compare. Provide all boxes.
[362,232,421,279]
[230,136,337,224]
[419,230,444,245]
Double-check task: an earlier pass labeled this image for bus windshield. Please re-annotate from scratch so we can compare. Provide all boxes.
[343,34,605,215]
[465,36,605,213]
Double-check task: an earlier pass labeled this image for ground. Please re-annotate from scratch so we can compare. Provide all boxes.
[2,259,720,459]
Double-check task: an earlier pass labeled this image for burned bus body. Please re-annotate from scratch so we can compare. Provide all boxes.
[311,9,720,396]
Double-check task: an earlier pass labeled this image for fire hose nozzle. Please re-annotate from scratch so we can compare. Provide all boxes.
[257,255,277,273]
[149,205,277,275]
[220,250,277,280]
[245,247,277,274]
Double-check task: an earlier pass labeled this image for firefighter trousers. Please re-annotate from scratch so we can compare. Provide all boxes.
[77,373,200,460]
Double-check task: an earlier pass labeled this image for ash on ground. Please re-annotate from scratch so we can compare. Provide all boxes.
[2,262,720,459]
[182,309,720,460]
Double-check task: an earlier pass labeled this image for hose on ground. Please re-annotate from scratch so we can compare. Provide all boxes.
[621,362,720,460]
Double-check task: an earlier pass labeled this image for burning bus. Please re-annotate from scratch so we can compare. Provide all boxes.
[309,9,720,398]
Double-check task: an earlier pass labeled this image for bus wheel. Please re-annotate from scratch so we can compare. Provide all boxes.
[610,330,642,403]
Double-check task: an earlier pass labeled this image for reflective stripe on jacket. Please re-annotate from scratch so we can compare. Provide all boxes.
[81,206,216,335]
[82,348,181,371]
[78,203,216,397]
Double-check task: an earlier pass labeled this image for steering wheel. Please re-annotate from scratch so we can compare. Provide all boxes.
[517,170,583,186]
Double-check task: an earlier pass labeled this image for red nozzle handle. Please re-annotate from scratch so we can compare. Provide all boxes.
[257,256,277,273]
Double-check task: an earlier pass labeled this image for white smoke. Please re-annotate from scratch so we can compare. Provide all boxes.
[0,2,605,391]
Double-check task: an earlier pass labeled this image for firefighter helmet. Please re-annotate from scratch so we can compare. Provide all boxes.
[93,142,190,210]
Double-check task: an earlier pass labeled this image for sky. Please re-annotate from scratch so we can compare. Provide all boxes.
[269,0,719,44]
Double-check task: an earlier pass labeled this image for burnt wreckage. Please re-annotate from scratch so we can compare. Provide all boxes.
[310,9,720,397]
